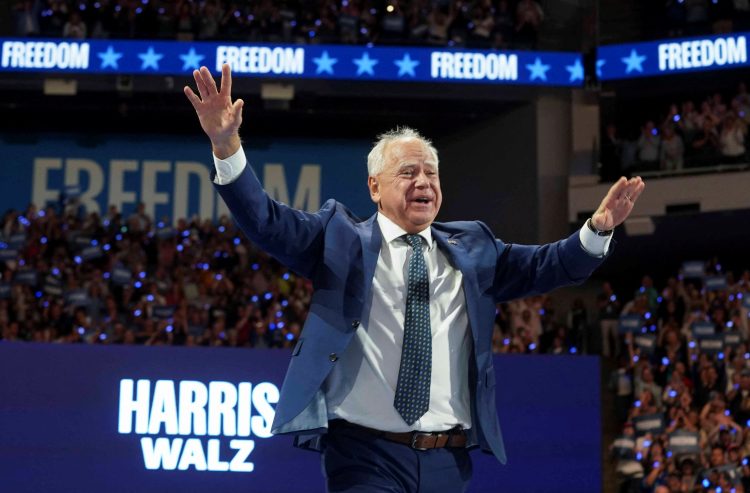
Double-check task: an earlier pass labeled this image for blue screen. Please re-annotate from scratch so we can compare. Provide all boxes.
[597,32,749,80]
[0,38,583,87]
[0,343,600,492]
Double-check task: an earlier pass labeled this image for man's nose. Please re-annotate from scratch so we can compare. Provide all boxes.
[414,170,429,187]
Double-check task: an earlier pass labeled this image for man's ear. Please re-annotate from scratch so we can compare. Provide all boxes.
[368,176,380,205]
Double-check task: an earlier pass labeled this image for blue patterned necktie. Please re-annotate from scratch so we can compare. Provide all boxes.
[394,234,432,426]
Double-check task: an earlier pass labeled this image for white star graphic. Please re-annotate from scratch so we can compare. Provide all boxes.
[525,57,550,81]
[394,53,419,77]
[179,47,205,71]
[313,51,338,75]
[352,52,379,76]
[621,49,646,74]
[138,46,164,70]
[565,59,584,82]
[596,59,606,78]
[97,46,123,69]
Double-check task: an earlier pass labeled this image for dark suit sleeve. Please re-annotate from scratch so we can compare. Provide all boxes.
[478,222,608,303]
[213,157,333,280]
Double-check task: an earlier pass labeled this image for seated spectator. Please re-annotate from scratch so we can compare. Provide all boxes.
[712,92,729,121]
[338,0,361,44]
[468,1,494,48]
[426,4,452,45]
[62,10,86,38]
[600,123,623,182]
[691,119,720,165]
[175,1,195,41]
[660,124,684,171]
[514,0,543,48]
[719,112,748,163]
[677,100,701,147]
[735,82,750,120]
[492,0,514,49]
[379,2,406,43]
[406,2,429,42]
[636,121,661,170]
[665,0,686,37]
[710,0,735,33]
[636,365,664,408]
[14,0,40,36]
[197,0,222,40]
[685,0,710,34]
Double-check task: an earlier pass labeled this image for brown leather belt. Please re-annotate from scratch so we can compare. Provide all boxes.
[329,420,467,450]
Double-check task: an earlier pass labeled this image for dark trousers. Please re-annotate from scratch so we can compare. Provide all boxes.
[322,424,472,493]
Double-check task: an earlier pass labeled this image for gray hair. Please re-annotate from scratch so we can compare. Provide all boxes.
[366,127,439,177]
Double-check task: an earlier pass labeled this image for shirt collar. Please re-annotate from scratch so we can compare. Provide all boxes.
[376,213,433,250]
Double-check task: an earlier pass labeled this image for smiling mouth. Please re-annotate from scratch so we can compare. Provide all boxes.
[412,198,432,204]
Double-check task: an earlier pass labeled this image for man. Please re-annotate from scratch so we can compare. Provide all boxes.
[184,65,645,492]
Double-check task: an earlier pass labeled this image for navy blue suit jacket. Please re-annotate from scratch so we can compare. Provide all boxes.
[215,158,607,464]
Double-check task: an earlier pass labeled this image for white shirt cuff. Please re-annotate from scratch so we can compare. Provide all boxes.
[579,224,612,258]
[213,146,247,185]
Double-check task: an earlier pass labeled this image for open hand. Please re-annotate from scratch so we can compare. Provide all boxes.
[184,64,243,158]
[591,176,645,231]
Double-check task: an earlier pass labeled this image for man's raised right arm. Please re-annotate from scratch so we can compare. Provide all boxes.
[184,64,329,278]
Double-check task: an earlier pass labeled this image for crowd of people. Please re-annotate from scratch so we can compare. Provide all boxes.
[663,0,750,39]
[0,201,313,349]
[10,0,544,49]
[606,261,750,492]
[0,198,596,355]
[600,83,750,181]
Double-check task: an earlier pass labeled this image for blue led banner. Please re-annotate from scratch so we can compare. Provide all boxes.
[0,343,601,493]
[597,32,749,81]
[0,38,583,87]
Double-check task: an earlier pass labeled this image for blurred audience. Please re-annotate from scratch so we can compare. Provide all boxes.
[600,83,749,181]
[608,257,750,492]
[9,0,544,49]
[0,201,312,349]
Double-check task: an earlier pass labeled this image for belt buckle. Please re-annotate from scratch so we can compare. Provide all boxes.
[410,432,431,451]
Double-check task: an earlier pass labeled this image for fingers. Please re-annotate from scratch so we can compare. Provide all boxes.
[183,86,201,110]
[628,177,646,202]
[200,66,218,95]
[220,63,232,97]
[232,98,244,122]
[611,176,645,203]
[602,176,627,207]
[192,69,209,100]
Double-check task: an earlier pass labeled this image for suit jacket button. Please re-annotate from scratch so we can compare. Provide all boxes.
[351,320,360,328]
[329,353,338,362]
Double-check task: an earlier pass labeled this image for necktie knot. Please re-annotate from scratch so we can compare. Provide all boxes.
[405,234,424,250]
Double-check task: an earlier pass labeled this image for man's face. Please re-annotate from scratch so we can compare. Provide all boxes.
[368,139,442,233]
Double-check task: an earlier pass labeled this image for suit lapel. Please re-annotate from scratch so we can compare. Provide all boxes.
[432,228,482,348]
[358,213,382,307]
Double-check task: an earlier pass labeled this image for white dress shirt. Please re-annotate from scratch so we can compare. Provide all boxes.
[325,213,473,432]
[213,147,612,432]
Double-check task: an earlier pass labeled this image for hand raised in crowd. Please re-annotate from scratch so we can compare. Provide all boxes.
[591,176,646,231]
[184,64,243,159]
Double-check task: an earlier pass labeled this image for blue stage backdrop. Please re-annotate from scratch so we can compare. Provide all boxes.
[0,134,373,221]
[0,343,601,493]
